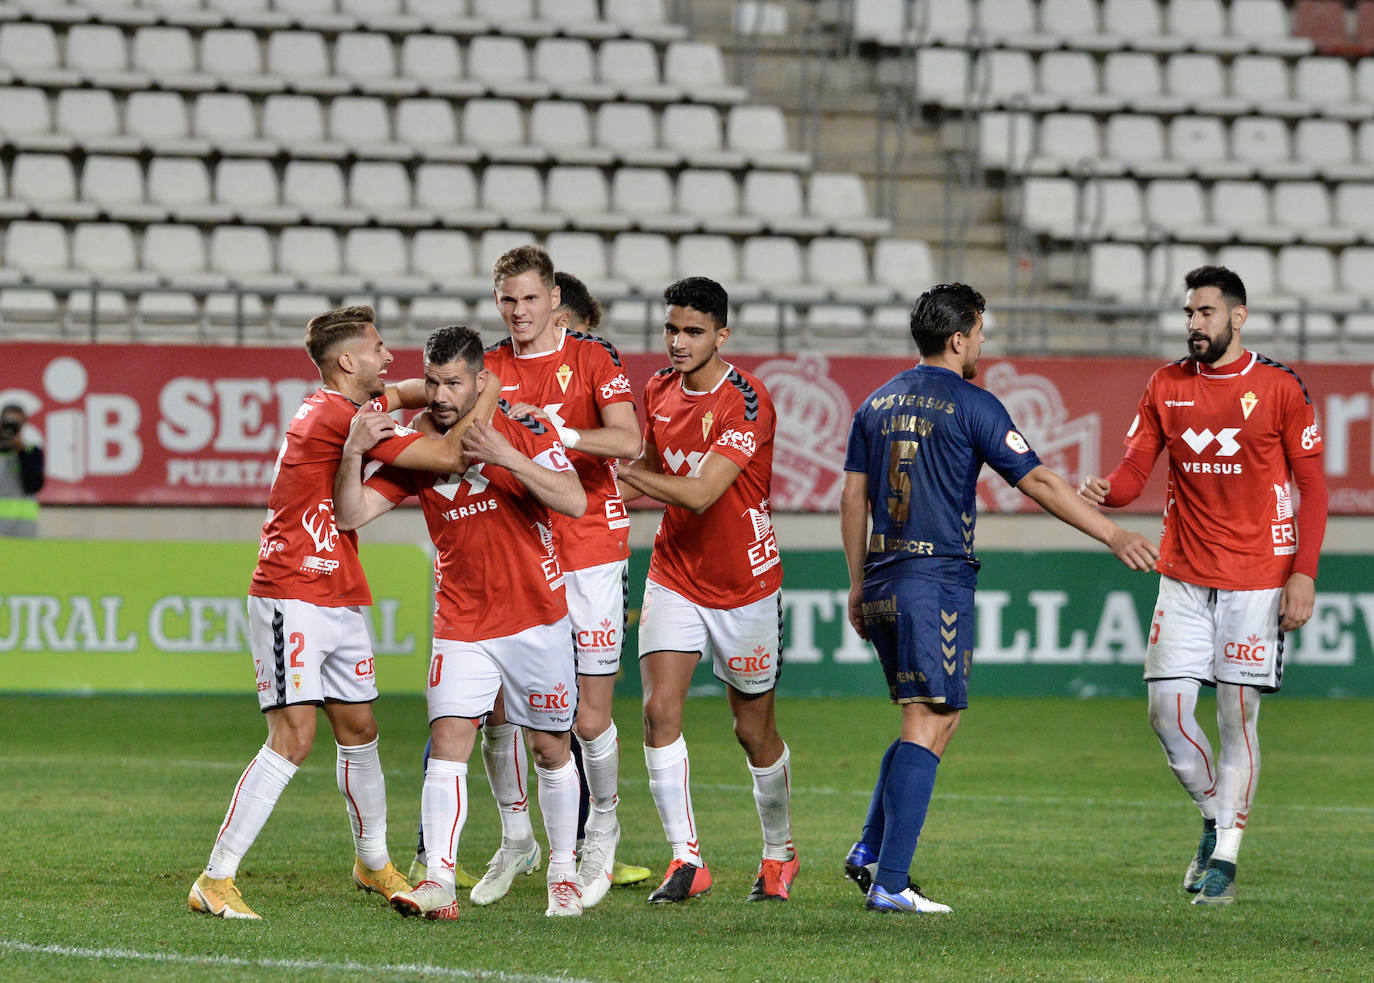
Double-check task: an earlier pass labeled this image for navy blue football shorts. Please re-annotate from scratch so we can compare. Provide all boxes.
[861,576,974,709]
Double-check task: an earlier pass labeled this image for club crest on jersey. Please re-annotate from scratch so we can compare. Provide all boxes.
[1241,390,1258,419]
[556,363,573,393]
[701,410,714,441]
[292,673,302,692]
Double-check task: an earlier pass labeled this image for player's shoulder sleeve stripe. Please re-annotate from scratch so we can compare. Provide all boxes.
[567,329,623,367]
[499,398,550,434]
[484,337,514,356]
[725,368,760,421]
[653,365,675,377]
[1254,353,1313,405]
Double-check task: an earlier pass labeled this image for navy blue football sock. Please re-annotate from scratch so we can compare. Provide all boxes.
[875,741,940,893]
[860,738,902,854]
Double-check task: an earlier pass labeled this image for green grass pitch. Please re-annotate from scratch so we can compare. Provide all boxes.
[1,692,1370,982]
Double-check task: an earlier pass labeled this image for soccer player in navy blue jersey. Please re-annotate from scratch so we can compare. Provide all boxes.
[839,283,1160,914]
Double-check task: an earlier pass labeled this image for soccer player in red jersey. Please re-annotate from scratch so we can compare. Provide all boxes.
[463,249,647,908]
[188,306,496,921]
[617,276,798,904]
[1080,266,1328,906]
[333,324,589,920]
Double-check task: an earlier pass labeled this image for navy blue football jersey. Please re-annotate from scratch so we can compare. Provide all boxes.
[844,364,1042,586]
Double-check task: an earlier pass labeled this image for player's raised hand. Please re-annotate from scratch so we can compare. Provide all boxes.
[345,406,395,455]
[505,401,548,423]
[461,418,516,467]
[1107,527,1160,572]
[1078,474,1111,504]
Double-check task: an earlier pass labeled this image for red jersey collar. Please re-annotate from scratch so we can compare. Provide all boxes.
[1192,349,1256,379]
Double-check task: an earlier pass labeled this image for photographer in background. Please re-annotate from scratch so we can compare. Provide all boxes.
[0,403,44,537]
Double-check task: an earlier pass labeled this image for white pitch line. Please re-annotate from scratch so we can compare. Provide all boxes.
[0,940,602,983]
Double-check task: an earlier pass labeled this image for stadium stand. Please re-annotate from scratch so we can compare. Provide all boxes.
[0,0,1370,358]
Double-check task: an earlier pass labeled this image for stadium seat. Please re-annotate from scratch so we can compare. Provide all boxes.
[1334,183,1374,238]
[742,235,823,301]
[528,99,608,165]
[605,0,685,42]
[1209,180,1288,246]
[1102,52,1181,116]
[201,28,279,94]
[611,166,692,233]
[808,172,891,237]
[807,237,886,304]
[262,94,342,158]
[1272,181,1356,246]
[73,222,155,288]
[663,41,746,105]
[210,225,292,291]
[1166,53,1246,115]
[742,171,826,237]
[595,102,676,167]
[54,89,139,154]
[480,163,563,232]
[913,48,970,111]
[415,162,494,227]
[538,0,615,38]
[1230,117,1304,180]
[675,234,741,292]
[328,95,408,159]
[1338,246,1374,296]
[1089,242,1148,300]
[65,24,145,91]
[1358,120,1374,163]
[676,169,759,236]
[148,157,230,225]
[144,224,225,289]
[3,221,81,285]
[1022,176,1080,239]
[1293,0,1354,50]
[1144,179,1215,243]
[344,228,427,293]
[915,0,972,44]
[1102,0,1183,51]
[11,153,93,221]
[395,99,472,164]
[545,165,626,232]
[544,230,618,295]
[1293,57,1363,118]
[871,237,932,297]
[279,227,352,292]
[1230,56,1305,118]
[1024,113,1091,174]
[1041,0,1104,40]
[81,155,165,223]
[467,36,548,101]
[984,50,1040,108]
[191,92,272,157]
[282,161,365,225]
[335,32,416,98]
[803,303,870,353]
[598,38,681,104]
[1294,118,1360,178]
[349,161,429,226]
[411,229,483,293]
[660,104,744,169]
[1276,244,1348,304]
[1104,114,1187,178]
[1217,244,1283,305]
[1167,0,1246,54]
[610,231,675,294]
[1168,116,1242,179]
[399,35,481,99]
[0,87,60,151]
[131,26,213,91]
[532,37,614,102]
[265,31,349,96]
[125,91,205,157]
[213,158,297,226]
[1092,178,1149,240]
[461,99,544,164]
[975,0,1054,48]
[1229,0,1313,56]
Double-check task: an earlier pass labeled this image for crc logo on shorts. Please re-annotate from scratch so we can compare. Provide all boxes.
[715,427,757,458]
[727,645,773,676]
[529,681,572,719]
[576,619,617,656]
[600,374,633,400]
[355,657,375,679]
[1224,634,1266,664]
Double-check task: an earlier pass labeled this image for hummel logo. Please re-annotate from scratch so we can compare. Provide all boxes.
[501,384,521,391]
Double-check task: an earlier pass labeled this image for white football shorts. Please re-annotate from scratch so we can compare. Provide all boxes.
[248,596,378,711]
[638,580,783,695]
[427,617,577,732]
[564,558,629,677]
[1144,576,1285,692]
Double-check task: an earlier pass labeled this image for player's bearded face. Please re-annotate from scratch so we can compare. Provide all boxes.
[352,324,393,399]
[426,361,481,431]
[1188,318,1233,364]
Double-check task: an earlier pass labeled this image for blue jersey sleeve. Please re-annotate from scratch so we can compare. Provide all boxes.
[966,390,1041,487]
[843,405,869,473]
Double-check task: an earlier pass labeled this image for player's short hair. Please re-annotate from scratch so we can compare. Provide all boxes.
[909,283,985,356]
[554,270,602,331]
[1184,265,1247,307]
[663,276,728,328]
[304,305,375,367]
[1,403,24,417]
[424,324,485,375]
[492,244,555,290]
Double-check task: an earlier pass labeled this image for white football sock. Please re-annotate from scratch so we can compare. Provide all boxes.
[578,722,620,834]
[534,757,580,878]
[1214,682,1261,843]
[481,723,535,845]
[205,744,297,879]
[645,737,702,866]
[421,758,468,895]
[1147,679,1218,819]
[748,743,794,861]
[337,737,391,869]
[1212,825,1244,865]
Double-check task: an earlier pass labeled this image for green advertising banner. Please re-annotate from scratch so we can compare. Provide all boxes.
[2,542,1370,698]
[0,540,434,695]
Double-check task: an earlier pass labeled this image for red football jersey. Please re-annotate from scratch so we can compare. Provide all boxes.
[1124,351,1323,590]
[366,409,573,642]
[250,389,423,606]
[641,363,783,608]
[485,329,635,570]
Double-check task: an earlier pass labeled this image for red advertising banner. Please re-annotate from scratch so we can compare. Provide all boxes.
[3,342,1371,513]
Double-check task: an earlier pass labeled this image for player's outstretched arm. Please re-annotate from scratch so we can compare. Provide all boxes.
[390,371,502,474]
[839,470,870,640]
[334,408,403,531]
[506,400,643,460]
[384,378,428,412]
[461,418,587,518]
[1017,464,1159,571]
[615,450,742,515]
